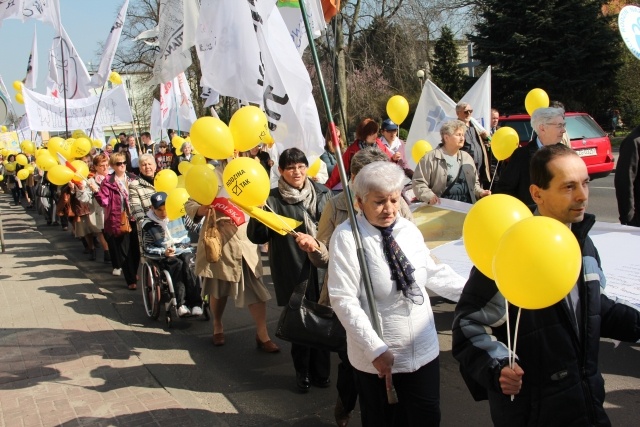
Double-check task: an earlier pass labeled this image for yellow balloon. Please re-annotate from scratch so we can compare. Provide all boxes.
[17,169,30,180]
[47,165,75,185]
[229,106,272,152]
[35,148,48,158]
[109,71,122,85]
[172,135,185,151]
[176,175,186,188]
[36,152,57,171]
[109,137,118,147]
[15,93,24,104]
[307,158,322,178]
[71,137,92,158]
[165,188,190,220]
[411,140,433,164]
[491,127,520,161]
[154,169,179,193]
[190,116,235,160]
[70,160,89,179]
[0,175,3,182]
[47,137,65,157]
[13,80,22,92]
[493,216,581,309]
[26,165,35,173]
[92,138,103,148]
[524,88,550,115]
[60,138,74,159]
[191,154,206,165]
[178,161,193,176]
[1,125,7,132]
[72,129,87,139]
[386,95,409,125]
[223,157,270,207]
[20,140,36,155]
[16,154,29,166]
[185,165,219,205]
[462,194,533,279]
[206,163,215,170]
[1,148,8,157]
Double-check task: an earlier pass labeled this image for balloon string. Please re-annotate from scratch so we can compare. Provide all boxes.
[489,160,500,192]
[505,298,512,369]
[263,203,321,254]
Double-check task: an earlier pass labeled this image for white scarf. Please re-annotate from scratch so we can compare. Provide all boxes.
[147,209,181,246]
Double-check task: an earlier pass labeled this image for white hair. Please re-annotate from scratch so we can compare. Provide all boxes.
[353,161,405,201]
[531,107,565,133]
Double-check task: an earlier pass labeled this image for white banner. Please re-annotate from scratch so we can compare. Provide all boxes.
[150,98,162,142]
[461,66,491,132]
[151,0,198,85]
[22,84,133,131]
[197,0,324,159]
[160,72,196,132]
[90,0,129,89]
[1,0,61,29]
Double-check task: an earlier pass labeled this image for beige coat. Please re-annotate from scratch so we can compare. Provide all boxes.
[311,190,414,305]
[184,166,263,282]
[412,146,484,204]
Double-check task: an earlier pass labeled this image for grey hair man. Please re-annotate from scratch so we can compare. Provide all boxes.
[456,101,491,188]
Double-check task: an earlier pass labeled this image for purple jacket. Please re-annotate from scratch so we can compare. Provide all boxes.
[95,172,137,236]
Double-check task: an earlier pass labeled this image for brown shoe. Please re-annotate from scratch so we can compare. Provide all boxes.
[212,333,225,346]
[128,283,137,290]
[256,335,280,353]
[334,397,351,427]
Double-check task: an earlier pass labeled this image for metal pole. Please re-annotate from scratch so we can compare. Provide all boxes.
[298,0,397,404]
[89,85,106,138]
[59,38,69,138]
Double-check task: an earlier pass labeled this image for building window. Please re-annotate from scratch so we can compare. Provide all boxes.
[126,79,131,89]
[128,98,133,107]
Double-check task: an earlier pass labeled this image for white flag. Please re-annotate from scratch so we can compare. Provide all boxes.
[48,25,92,99]
[197,0,324,159]
[277,0,326,55]
[200,86,219,109]
[1,0,61,29]
[90,0,129,89]
[151,0,199,85]
[406,80,457,170]
[160,73,196,132]
[460,66,492,133]
[24,27,38,89]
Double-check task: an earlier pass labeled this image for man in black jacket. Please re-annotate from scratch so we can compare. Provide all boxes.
[614,125,640,226]
[453,144,640,426]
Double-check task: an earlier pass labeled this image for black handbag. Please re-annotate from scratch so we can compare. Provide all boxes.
[275,279,347,353]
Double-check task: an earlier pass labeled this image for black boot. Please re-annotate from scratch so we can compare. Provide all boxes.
[104,250,111,263]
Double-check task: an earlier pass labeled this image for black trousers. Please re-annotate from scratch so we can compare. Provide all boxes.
[107,223,140,286]
[354,357,441,427]
[337,350,358,412]
[291,344,330,380]
[158,252,202,307]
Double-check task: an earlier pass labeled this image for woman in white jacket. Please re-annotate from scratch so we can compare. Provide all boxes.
[328,161,461,426]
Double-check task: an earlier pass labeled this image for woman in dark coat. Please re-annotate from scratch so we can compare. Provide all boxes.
[247,147,333,393]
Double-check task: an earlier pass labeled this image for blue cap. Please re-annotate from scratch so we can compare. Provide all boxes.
[151,192,167,208]
[382,119,398,130]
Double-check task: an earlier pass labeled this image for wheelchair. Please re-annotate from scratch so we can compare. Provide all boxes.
[140,254,210,328]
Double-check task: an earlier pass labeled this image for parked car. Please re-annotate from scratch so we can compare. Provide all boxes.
[498,112,614,178]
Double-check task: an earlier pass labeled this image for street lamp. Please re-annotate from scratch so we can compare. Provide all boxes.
[416,69,425,87]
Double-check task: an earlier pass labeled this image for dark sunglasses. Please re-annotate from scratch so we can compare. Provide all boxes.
[464,110,473,114]
[114,161,127,166]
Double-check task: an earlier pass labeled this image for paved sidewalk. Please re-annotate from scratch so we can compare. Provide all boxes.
[0,194,216,427]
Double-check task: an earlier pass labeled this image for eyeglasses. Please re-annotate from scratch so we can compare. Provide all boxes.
[464,110,473,114]
[114,161,126,166]
[546,122,566,129]
[284,164,307,172]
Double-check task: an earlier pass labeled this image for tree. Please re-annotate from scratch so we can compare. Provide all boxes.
[470,0,621,114]
[431,25,466,100]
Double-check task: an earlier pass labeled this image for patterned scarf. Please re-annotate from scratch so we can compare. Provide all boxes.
[376,221,424,305]
[278,176,318,236]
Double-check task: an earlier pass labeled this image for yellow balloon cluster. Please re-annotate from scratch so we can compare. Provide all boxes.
[185,165,219,205]
[154,169,179,193]
[71,138,92,158]
[20,140,35,155]
[166,188,190,221]
[17,169,30,180]
[15,93,24,104]
[16,154,29,166]
[47,165,75,185]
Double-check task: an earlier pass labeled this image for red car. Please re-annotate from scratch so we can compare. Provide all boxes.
[498,112,614,178]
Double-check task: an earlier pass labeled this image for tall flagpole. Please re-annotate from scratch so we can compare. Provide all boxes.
[298,0,398,405]
[59,37,69,138]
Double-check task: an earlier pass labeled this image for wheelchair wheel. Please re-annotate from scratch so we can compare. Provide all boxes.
[162,269,175,328]
[141,262,161,320]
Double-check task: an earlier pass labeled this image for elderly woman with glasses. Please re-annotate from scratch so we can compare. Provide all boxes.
[247,147,333,393]
[413,120,490,205]
[171,141,194,175]
[494,107,567,206]
[328,161,464,426]
[95,152,140,290]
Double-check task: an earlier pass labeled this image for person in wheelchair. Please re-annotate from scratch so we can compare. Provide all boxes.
[141,192,203,317]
